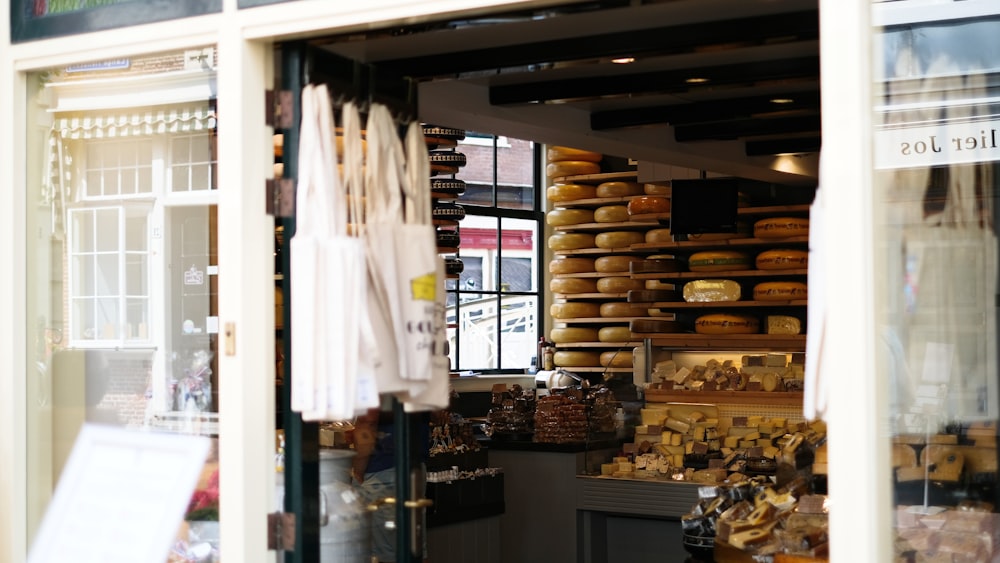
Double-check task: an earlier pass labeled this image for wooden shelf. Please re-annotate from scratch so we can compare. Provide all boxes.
[552,316,634,323]
[631,236,809,252]
[553,220,658,231]
[645,388,804,406]
[550,171,638,185]
[627,204,811,225]
[554,247,653,256]
[628,300,808,308]
[555,341,642,348]
[632,333,806,351]
[631,269,808,280]
[553,271,629,279]
[552,293,629,300]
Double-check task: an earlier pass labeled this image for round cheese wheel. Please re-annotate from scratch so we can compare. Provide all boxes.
[754,217,810,239]
[595,255,641,273]
[688,250,752,272]
[761,371,780,392]
[630,257,682,274]
[694,313,760,335]
[549,257,596,275]
[550,327,600,343]
[596,181,643,198]
[548,232,596,250]
[600,350,634,368]
[631,318,683,333]
[627,196,670,215]
[547,146,602,163]
[553,350,601,367]
[593,205,630,223]
[547,183,598,203]
[753,281,808,301]
[683,279,743,302]
[644,183,671,196]
[598,326,633,343]
[547,160,601,179]
[645,228,673,243]
[595,231,644,249]
[756,249,809,270]
[596,276,645,294]
[547,208,595,226]
[645,280,676,290]
[550,278,599,294]
[599,302,644,318]
[550,302,601,319]
[627,289,681,303]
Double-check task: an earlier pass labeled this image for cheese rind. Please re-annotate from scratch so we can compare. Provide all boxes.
[598,326,632,343]
[595,255,641,273]
[600,350,633,368]
[599,301,643,318]
[683,279,742,302]
[552,350,601,367]
[597,276,644,294]
[550,302,601,319]
[626,196,670,215]
[644,228,673,243]
[549,257,597,275]
[593,205,630,223]
[550,278,599,294]
[547,146,602,163]
[546,160,601,179]
[550,327,600,343]
[596,181,643,197]
[548,232,596,250]
[595,231,644,249]
[547,208,595,226]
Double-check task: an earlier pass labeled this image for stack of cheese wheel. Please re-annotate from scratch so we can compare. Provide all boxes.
[551,301,600,319]
[547,207,595,227]
[550,277,598,294]
[549,232,596,251]
[550,326,599,344]
[547,183,597,203]
[595,230,644,249]
[546,146,602,179]
[694,313,760,335]
[755,248,808,270]
[596,276,644,294]
[550,257,596,275]
[599,301,645,318]
[594,205,630,223]
[754,216,810,239]
[753,281,808,301]
[595,255,641,274]
[596,181,643,198]
[688,250,752,272]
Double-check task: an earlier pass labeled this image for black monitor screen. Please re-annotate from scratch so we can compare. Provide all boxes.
[669,178,740,235]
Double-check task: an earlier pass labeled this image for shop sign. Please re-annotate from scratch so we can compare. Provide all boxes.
[874,118,1000,169]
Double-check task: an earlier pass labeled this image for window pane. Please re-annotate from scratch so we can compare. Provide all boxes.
[125,254,147,295]
[72,255,95,296]
[191,164,211,190]
[126,298,149,340]
[95,209,119,251]
[453,293,497,370]
[500,295,536,370]
[95,254,120,295]
[496,138,535,210]
[72,298,94,340]
[72,210,95,252]
[499,217,537,292]
[86,170,102,197]
[455,132,496,208]
[125,214,147,252]
[97,298,119,339]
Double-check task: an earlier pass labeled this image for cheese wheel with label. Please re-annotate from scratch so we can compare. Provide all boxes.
[753,281,808,301]
[549,257,596,274]
[754,217,810,239]
[645,228,673,243]
[694,313,760,335]
[595,231,644,249]
[627,196,670,215]
[755,249,809,270]
[548,232,596,250]
[600,350,634,368]
[547,146,602,163]
[644,183,671,196]
[595,255,642,273]
[553,350,601,367]
[550,327,600,343]
[597,276,644,294]
[683,279,742,302]
[598,326,633,343]
[550,278,599,294]
[688,250,752,272]
[593,205,630,223]
[547,183,597,203]
[547,208,595,226]
[596,181,643,198]
[550,302,601,319]
[599,302,644,318]
[547,160,601,179]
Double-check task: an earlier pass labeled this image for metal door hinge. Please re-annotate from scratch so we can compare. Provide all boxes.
[267,511,296,551]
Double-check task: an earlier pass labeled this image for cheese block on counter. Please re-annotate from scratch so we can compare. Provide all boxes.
[598,326,633,343]
[754,216,810,238]
[753,281,808,301]
[550,327,600,343]
[550,302,601,319]
[550,277,599,294]
[682,279,742,302]
[644,228,673,243]
[627,196,670,215]
[600,350,634,368]
[547,146,602,163]
[756,248,809,270]
[631,318,683,333]
[546,183,597,202]
[553,350,601,367]
[694,313,760,335]
[688,250,752,272]
[593,205,630,223]
[595,255,642,273]
[547,208,595,226]
[595,231,644,249]
[548,232,596,250]
[599,301,645,318]
[597,276,645,293]
[596,181,643,197]
[547,160,601,179]
[549,257,596,274]
[766,315,802,335]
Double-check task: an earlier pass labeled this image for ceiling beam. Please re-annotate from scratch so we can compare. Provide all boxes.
[673,115,821,141]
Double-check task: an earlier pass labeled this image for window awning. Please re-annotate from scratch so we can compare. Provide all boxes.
[52,104,216,140]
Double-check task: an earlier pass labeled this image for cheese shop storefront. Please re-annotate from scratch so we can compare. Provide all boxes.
[2,1,1000,563]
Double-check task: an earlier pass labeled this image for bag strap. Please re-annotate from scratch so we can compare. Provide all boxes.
[340,101,365,235]
[364,104,406,223]
[403,121,431,226]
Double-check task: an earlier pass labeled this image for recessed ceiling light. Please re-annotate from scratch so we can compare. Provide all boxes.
[611,57,635,64]
[685,77,710,84]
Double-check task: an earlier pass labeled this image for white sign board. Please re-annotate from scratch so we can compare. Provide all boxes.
[874,118,1000,169]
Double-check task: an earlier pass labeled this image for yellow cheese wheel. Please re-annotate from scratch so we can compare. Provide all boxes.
[595,255,642,273]
[547,146,602,163]
[550,302,601,319]
[598,326,633,343]
[599,302,644,318]
[548,232,596,250]
[694,313,760,335]
[596,181,643,198]
[754,217,810,239]
[645,228,673,243]
[627,196,670,215]
[687,250,752,272]
[546,160,601,179]
[546,183,598,202]
[596,276,645,294]
[549,257,596,275]
[600,350,634,368]
[644,183,671,196]
[593,205,630,223]
[550,327,600,343]
[553,350,601,367]
[755,249,809,270]
[550,278,599,294]
[683,279,742,302]
[753,281,808,301]
[595,231,644,249]
[547,208,595,226]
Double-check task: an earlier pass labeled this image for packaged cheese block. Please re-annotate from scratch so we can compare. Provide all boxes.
[548,232,596,250]
[553,350,601,367]
[627,196,670,215]
[597,276,644,294]
[644,280,676,290]
[593,205,630,223]
[550,327,600,344]
[644,183,670,196]
[547,146,602,163]
[599,302,644,318]
[595,231,644,249]
[755,248,809,270]
[550,278,599,294]
[630,318,683,333]
[687,250,752,272]
[550,302,601,319]
[754,216,810,239]
[766,315,802,335]
[549,257,596,275]
[595,255,642,273]
[546,160,601,179]
[694,313,760,335]
[547,208,595,226]
[598,326,633,342]
[628,289,681,303]
[644,228,673,243]
[600,350,634,368]
[546,183,597,202]
[683,279,742,302]
[753,281,808,301]
[596,181,643,198]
